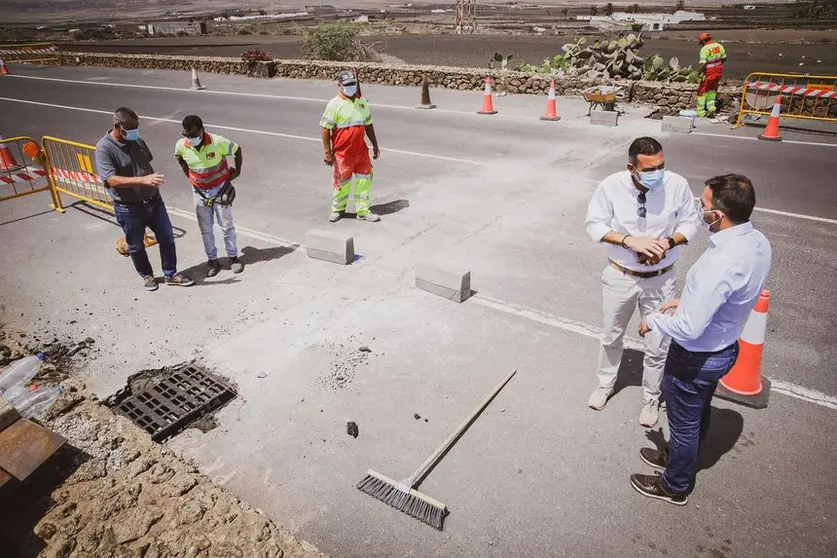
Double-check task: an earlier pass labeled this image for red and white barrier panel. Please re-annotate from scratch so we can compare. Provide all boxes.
[746,81,837,99]
[0,167,47,184]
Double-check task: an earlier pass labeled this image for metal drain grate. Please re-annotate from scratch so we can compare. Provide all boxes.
[115,364,236,442]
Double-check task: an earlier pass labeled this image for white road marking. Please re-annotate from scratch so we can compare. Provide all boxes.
[472,292,837,411]
[472,293,645,350]
[771,380,837,411]
[165,207,299,248]
[0,96,480,165]
[6,73,539,122]
[693,131,837,149]
[690,195,837,225]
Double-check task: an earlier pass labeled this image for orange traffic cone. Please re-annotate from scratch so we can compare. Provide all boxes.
[477,77,497,115]
[758,95,782,141]
[540,80,561,121]
[715,289,771,408]
[0,59,8,76]
[0,134,22,171]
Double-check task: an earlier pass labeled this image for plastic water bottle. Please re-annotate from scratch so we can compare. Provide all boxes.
[16,386,63,418]
[0,353,46,394]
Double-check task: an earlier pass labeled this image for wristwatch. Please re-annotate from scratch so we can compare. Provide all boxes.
[667,237,676,249]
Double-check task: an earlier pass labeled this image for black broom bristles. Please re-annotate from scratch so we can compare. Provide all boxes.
[356,470,448,530]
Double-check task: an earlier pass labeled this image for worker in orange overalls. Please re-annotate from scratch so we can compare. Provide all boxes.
[697,33,727,119]
[320,70,381,223]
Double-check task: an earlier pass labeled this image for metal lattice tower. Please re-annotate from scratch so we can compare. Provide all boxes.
[455,0,476,34]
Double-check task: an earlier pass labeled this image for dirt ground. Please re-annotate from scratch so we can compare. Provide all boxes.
[0,325,327,558]
[61,32,837,81]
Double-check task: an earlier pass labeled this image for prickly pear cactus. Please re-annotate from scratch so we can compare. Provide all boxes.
[515,32,700,83]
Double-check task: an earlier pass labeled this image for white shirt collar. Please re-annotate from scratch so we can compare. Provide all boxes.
[709,221,754,247]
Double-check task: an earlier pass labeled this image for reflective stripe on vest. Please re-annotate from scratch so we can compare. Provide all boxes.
[189,158,230,189]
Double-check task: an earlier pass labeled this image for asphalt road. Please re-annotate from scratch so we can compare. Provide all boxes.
[1,64,835,557]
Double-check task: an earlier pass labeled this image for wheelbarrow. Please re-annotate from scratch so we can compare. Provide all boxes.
[583,85,621,116]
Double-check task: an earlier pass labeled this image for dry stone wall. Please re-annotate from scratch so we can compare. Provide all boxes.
[58,52,743,113]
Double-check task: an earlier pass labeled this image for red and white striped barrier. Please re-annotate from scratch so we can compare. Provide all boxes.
[0,167,47,185]
[746,80,837,99]
[0,46,57,56]
[51,168,100,184]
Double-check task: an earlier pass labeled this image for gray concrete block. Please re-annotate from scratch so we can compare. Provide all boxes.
[0,396,20,432]
[416,262,472,303]
[662,115,693,133]
[305,229,354,265]
[590,110,619,127]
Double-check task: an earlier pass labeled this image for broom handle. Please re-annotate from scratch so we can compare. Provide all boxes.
[409,369,517,484]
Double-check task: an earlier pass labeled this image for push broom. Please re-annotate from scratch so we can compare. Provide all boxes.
[357,369,517,530]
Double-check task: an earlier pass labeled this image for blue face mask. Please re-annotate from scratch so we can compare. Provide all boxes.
[637,169,665,190]
[342,85,358,97]
[122,127,140,142]
[189,136,203,147]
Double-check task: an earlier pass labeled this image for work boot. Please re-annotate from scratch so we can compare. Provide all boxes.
[329,211,343,223]
[165,274,194,287]
[142,275,159,292]
[230,257,244,274]
[587,386,613,410]
[639,398,660,428]
[630,473,688,506]
[206,259,221,278]
[358,212,380,222]
[639,447,668,470]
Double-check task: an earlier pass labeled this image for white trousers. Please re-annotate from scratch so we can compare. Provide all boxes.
[596,264,677,401]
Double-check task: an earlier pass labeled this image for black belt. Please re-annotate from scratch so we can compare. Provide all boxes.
[115,194,161,207]
[609,260,674,279]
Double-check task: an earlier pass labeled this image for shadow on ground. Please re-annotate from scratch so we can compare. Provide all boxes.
[0,444,90,558]
[175,244,296,286]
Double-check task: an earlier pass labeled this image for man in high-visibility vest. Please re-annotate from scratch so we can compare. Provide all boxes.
[697,33,726,119]
[174,114,244,277]
[320,69,381,223]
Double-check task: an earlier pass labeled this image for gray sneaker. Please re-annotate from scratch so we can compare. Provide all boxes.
[588,386,613,410]
[328,211,343,223]
[206,259,221,278]
[230,257,244,274]
[358,212,380,222]
[142,275,158,291]
[639,398,660,428]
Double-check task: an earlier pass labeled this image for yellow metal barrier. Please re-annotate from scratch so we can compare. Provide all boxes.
[0,136,61,206]
[0,42,59,64]
[41,136,157,249]
[735,72,837,128]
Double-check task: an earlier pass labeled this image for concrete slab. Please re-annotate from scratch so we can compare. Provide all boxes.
[662,115,694,133]
[415,261,472,303]
[306,229,354,265]
[590,110,619,127]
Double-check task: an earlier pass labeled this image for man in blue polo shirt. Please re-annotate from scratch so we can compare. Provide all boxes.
[94,107,193,291]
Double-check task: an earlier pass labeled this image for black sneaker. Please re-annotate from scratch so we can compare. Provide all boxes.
[630,473,688,506]
[142,275,158,292]
[207,259,221,278]
[230,257,244,274]
[640,447,668,470]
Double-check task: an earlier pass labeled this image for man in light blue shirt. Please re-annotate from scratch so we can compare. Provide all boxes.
[632,173,772,505]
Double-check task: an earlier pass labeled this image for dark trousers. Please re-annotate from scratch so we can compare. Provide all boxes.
[114,196,178,279]
[661,340,739,494]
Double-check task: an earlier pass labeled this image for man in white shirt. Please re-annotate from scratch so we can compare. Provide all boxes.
[632,174,771,505]
[585,137,701,427]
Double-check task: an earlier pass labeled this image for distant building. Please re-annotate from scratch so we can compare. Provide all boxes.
[144,21,207,36]
[577,10,706,32]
